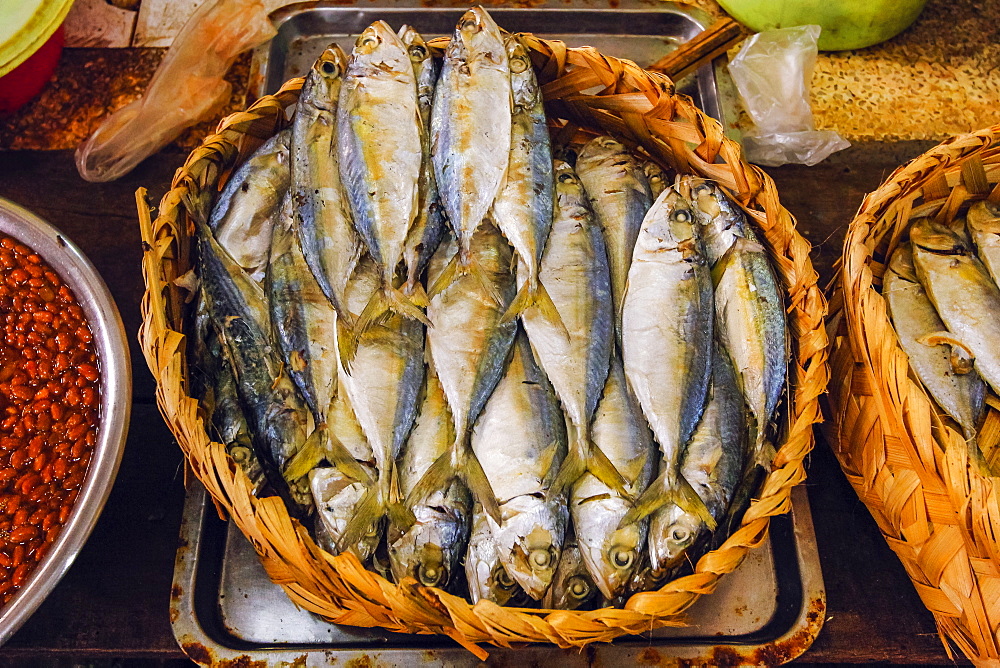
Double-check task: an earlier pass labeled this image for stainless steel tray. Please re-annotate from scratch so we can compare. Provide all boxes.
[172,3,824,664]
[248,0,723,123]
[172,482,824,665]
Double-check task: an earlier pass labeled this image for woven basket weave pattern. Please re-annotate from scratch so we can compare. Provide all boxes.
[827,126,1000,663]
[138,36,828,657]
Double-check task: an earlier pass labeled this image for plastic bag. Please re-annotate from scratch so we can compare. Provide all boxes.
[728,25,849,167]
[75,0,276,182]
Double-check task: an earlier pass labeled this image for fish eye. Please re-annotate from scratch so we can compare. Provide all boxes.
[408,44,427,60]
[567,576,591,600]
[510,56,529,73]
[230,446,250,464]
[671,209,692,223]
[670,526,691,544]
[494,567,516,589]
[611,548,635,570]
[558,173,577,184]
[418,563,445,587]
[691,182,712,197]
[530,548,552,569]
[358,33,379,49]
[461,17,480,32]
[597,137,618,148]
[320,60,339,76]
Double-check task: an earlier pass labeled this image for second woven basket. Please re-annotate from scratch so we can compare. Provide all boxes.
[827,125,1000,664]
[138,33,828,657]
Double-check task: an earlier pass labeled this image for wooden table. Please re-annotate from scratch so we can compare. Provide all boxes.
[0,138,965,664]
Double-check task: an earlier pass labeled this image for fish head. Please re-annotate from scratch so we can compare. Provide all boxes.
[643,161,669,192]
[648,504,705,574]
[554,159,588,206]
[968,200,1000,235]
[572,495,644,599]
[640,188,700,255]
[492,494,568,600]
[300,46,347,112]
[465,511,524,604]
[309,467,380,561]
[451,8,507,69]
[544,541,600,610]
[351,21,410,77]
[388,492,470,589]
[887,243,918,282]
[506,37,539,109]
[398,25,431,66]
[578,135,629,173]
[910,217,969,255]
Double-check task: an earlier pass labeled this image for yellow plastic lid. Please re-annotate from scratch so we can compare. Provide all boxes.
[0,0,75,78]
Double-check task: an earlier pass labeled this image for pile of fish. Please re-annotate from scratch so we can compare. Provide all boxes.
[885,204,1000,473]
[189,7,788,609]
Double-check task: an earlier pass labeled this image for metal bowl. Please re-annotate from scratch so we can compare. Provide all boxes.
[0,197,131,644]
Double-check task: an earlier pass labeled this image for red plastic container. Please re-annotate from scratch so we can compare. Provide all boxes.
[0,25,63,115]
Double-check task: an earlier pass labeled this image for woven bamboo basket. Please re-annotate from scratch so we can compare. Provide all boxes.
[826,125,1000,665]
[137,34,828,657]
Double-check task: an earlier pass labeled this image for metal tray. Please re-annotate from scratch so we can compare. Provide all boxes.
[172,3,824,664]
[248,0,723,123]
[172,482,824,665]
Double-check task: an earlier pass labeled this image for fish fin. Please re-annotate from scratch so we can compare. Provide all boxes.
[675,475,716,531]
[406,442,501,525]
[550,426,629,500]
[968,437,998,477]
[499,279,568,339]
[407,281,429,308]
[618,472,670,527]
[710,242,739,283]
[467,254,505,307]
[386,286,432,327]
[321,427,373,486]
[428,252,460,299]
[754,436,777,469]
[336,319,360,373]
[283,427,327,482]
[386,463,417,529]
[336,484,384,554]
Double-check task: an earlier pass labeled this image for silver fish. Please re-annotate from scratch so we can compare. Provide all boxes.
[398,26,447,298]
[911,217,1000,397]
[570,358,656,599]
[621,187,713,527]
[208,129,291,283]
[688,177,786,467]
[491,37,560,328]
[291,44,361,331]
[389,365,471,588]
[336,255,425,546]
[967,200,1000,288]
[429,8,511,292]
[575,135,653,346]
[543,533,601,610]
[338,21,427,331]
[649,343,747,574]
[466,504,528,605]
[522,160,621,498]
[196,219,314,513]
[885,243,985,440]
[473,331,568,600]
[268,198,370,486]
[411,225,517,525]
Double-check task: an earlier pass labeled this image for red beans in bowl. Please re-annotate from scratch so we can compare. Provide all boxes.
[0,235,99,605]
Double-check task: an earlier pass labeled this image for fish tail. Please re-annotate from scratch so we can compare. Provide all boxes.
[405,438,501,525]
[498,278,567,337]
[282,426,328,482]
[351,286,431,356]
[336,483,384,554]
[386,286,432,327]
[321,424,375,486]
[467,254,505,307]
[969,436,998,477]
[618,471,670,527]
[550,422,629,500]
[427,252,460,299]
[406,279,430,308]
[675,475,716,531]
[385,462,416,529]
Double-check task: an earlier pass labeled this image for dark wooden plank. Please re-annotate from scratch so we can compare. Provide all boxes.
[0,149,187,403]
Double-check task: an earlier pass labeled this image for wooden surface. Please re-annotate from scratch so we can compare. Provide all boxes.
[0,141,968,665]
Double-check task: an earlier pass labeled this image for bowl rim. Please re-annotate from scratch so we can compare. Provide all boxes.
[0,196,131,645]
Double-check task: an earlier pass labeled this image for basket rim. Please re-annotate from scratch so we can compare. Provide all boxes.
[138,33,829,657]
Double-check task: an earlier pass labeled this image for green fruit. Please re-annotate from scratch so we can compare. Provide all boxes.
[717,0,928,51]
